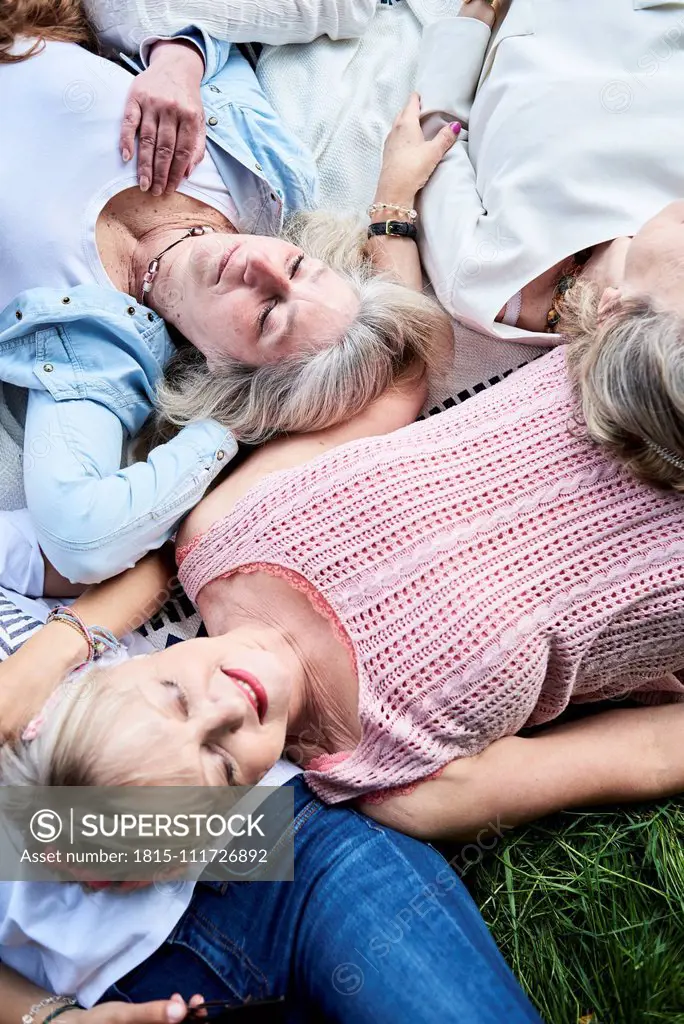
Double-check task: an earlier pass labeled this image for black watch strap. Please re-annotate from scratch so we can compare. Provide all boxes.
[367,220,418,241]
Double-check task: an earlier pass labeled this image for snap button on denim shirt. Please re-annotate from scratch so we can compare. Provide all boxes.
[134,27,321,233]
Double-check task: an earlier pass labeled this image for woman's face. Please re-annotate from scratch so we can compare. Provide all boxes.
[102,633,300,786]
[601,201,684,317]
[159,233,360,367]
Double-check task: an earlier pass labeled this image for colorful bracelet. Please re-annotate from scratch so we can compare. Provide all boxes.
[46,606,121,664]
[21,996,77,1024]
[367,202,418,222]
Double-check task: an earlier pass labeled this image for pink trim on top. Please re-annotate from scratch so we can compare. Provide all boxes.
[176,533,204,567]
[306,750,352,772]
[213,562,359,669]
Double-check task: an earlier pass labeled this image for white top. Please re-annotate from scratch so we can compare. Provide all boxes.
[0,510,301,1008]
[0,39,237,308]
[415,0,684,343]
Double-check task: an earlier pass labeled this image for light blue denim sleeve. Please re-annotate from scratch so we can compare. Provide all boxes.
[23,391,236,586]
[138,27,232,83]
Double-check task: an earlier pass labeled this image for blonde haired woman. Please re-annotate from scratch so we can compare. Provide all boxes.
[4,337,684,833]
[0,0,454,586]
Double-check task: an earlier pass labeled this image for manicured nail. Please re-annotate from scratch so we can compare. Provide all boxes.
[152,184,162,196]
[450,121,462,135]
[139,175,150,192]
[167,1001,185,1022]
[122,148,131,162]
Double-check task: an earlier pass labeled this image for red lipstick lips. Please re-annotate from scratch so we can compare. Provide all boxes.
[221,669,268,722]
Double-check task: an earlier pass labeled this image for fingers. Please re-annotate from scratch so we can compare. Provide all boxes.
[434,121,462,157]
[404,91,421,116]
[120,97,142,165]
[394,91,420,127]
[127,103,204,194]
[152,110,179,195]
[188,994,207,1019]
[96,994,189,1023]
[136,109,158,193]
[166,115,200,194]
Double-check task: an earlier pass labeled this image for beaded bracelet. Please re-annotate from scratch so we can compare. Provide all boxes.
[367,202,418,222]
[46,606,121,664]
[21,996,76,1024]
[43,1005,81,1024]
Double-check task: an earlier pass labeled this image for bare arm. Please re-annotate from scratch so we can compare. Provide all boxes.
[179,378,429,546]
[366,93,460,291]
[0,961,200,1024]
[361,703,684,842]
[0,548,176,741]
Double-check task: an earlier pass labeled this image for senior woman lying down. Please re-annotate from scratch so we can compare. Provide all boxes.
[4,330,684,840]
[0,1,452,585]
[420,0,684,366]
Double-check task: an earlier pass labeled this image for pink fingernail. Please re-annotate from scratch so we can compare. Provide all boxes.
[450,122,462,135]
[167,1003,185,1023]
[139,176,150,192]
[122,148,131,162]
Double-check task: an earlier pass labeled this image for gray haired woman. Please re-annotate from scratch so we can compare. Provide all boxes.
[0,3,454,586]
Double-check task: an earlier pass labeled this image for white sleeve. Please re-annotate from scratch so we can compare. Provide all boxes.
[0,510,45,598]
[86,0,377,53]
[416,17,491,320]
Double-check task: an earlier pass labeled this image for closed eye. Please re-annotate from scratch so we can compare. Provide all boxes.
[208,744,237,785]
[258,254,304,334]
[290,253,305,278]
[258,300,276,333]
[162,679,189,717]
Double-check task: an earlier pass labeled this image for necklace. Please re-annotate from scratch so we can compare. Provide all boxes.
[140,225,215,305]
[546,247,593,333]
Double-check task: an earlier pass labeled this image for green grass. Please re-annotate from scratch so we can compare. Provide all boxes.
[459,800,684,1024]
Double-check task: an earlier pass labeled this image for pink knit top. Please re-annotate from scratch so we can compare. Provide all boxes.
[178,349,684,804]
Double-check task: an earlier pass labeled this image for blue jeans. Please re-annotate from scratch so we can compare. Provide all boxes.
[100,778,540,1023]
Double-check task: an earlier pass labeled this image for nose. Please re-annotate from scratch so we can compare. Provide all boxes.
[243,252,290,295]
[197,687,246,741]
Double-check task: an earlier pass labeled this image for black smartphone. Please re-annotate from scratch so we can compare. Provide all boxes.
[187,996,287,1022]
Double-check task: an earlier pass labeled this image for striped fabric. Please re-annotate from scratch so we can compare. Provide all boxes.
[0,592,42,660]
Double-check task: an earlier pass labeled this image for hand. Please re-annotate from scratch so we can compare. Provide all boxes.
[120,40,206,196]
[459,0,498,28]
[64,992,206,1023]
[0,621,87,742]
[376,93,461,206]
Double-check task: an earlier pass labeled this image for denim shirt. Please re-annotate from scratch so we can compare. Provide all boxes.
[0,29,320,582]
[0,286,200,437]
[132,27,321,232]
[0,285,237,583]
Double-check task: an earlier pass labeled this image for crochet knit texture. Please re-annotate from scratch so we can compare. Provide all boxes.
[179,349,684,804]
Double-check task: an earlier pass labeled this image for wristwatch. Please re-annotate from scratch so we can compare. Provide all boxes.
[367,221,419,241]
